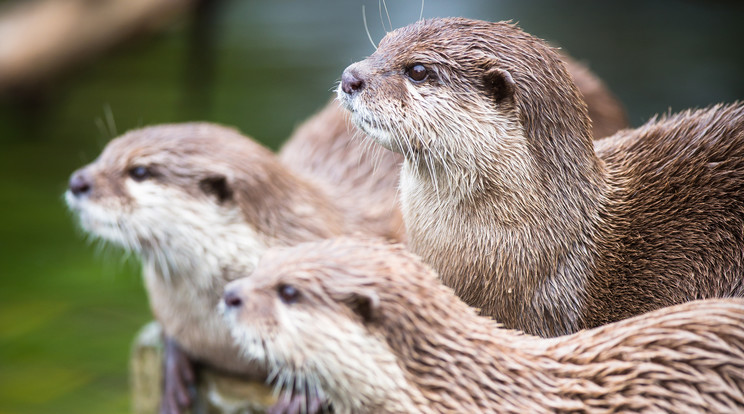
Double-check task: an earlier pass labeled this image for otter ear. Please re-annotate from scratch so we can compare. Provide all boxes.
[199,175,233,203]
[483,66,516,105]
[347,291,380,324]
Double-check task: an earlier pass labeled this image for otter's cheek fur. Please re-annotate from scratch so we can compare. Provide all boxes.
[225,300,411,414]
[122,180,266,279]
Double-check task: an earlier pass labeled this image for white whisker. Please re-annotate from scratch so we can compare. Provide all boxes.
[382,0,392,32]
[362,6,377,51]
[104,103,117,137]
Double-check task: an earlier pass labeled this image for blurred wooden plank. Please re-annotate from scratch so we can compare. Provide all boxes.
[131,321,277,414]
[0,0,197,93]
[131,321,163,414]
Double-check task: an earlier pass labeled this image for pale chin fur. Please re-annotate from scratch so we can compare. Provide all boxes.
[220,302,269,364]
[132,180,267,285]
[222,304,326,410]
[65,189,141,251]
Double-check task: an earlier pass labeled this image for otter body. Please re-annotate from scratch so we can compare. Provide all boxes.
[338,18,744,337]
[65,106,402,411]
[222,237,744,414]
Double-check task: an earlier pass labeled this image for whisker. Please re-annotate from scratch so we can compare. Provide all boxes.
[94,117,108,140]
[104,103,117,137]
[378,0,385,32]
[382,0,392,32]
[362,6,378,50]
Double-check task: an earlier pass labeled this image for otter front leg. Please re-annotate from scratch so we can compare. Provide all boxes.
[161,337,196,414]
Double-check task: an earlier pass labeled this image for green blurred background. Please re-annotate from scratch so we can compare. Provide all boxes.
[0,0,742,413]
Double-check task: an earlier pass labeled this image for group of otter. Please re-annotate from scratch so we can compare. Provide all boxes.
[67,18,744,414]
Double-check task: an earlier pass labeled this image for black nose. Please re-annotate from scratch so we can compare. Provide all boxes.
[341,68,364,94]
[223,288,243,309]
[69,171,92,197]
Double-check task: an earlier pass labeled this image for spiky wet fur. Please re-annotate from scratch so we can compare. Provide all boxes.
[338,17,744,337]
[224,237,744,414]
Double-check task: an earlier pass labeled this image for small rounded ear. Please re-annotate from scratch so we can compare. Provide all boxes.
[199,175,233,203]
[348,290,380,324]
[483,67,516,105]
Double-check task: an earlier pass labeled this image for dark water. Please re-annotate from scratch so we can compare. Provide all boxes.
[0,1,742,412]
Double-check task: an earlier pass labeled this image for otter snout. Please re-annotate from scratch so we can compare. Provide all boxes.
[341,67,365,95]
[223,287,244,309]
[223,279,251,311]
[68,168,93,197]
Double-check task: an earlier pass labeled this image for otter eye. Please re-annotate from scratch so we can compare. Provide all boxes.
[278,284,300,304]
[128,166,151,182]
[406,64,428,82]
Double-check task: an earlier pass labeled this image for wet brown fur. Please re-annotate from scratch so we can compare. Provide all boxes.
[338,18,744,337]
[224,237,744,414]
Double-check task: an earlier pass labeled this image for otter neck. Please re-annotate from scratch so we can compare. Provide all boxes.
[321,344,433,414]
[139,203,269,292]
[382,289,557,412]
[399,126,609,337]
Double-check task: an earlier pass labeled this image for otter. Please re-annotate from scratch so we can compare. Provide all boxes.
[221,237,744,414]
[337,17,744,337]
[65,105,402,413]
[66,50,625,411]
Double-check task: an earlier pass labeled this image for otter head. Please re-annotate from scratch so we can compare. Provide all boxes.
[221,237,448,412]
[337,18,593,192]
[65,123,316,285]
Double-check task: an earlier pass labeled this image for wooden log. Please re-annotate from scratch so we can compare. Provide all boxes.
[130,321,277,414]
[0,0,197,93]
[131,322,163,414]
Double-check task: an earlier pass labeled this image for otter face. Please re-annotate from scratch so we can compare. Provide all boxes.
[221,239,422,412]
[337,18,594,199]
[337,18,529,174]
[65,123,267,282]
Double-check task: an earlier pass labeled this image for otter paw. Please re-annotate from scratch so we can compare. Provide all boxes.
[160,337,196,414]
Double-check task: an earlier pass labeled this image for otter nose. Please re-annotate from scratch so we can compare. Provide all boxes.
[223,288,243,309]
[69,170,92,197]
[341,68,365,94]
